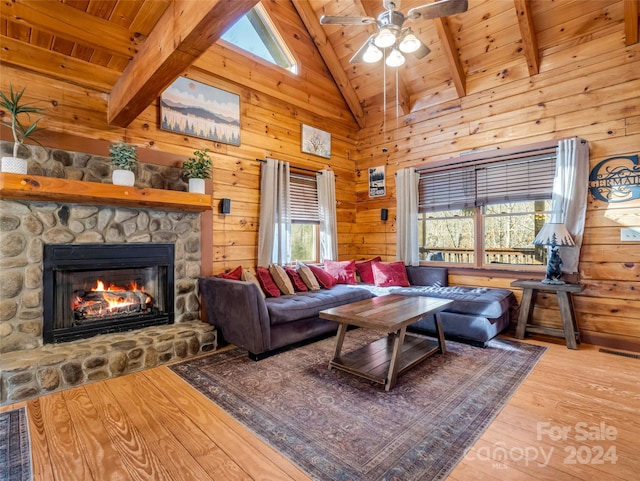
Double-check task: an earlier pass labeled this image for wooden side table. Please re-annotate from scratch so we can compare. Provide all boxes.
[510,280,584,349]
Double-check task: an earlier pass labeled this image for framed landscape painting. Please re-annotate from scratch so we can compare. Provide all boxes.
[160,77,240,146]
[301,124,331,159]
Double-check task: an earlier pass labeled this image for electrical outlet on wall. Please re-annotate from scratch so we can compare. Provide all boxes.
[620,227,640,241]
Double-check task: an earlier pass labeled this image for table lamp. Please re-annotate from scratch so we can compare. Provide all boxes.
[533,223,575,284]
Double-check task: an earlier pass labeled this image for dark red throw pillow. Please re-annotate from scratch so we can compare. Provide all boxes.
[372,261,410,287]
[218,265,243,280]
[255,266,281,297]
[307,264,338,289]
[323,259,357,284]
[284,266,308,292]
[355,256,382,284]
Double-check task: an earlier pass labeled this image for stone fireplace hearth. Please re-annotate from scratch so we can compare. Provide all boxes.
[0,143,216,404]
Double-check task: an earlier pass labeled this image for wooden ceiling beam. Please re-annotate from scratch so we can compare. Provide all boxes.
[625,0,640,46]
[292,0,366,128]
[433,17,466,98]
[108,0,258,128]
[514,0,540,75]
[0,36,119,92]
[0,0,138,59]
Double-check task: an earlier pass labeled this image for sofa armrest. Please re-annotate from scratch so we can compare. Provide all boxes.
[405,266,449,287]
[198,276,271,354]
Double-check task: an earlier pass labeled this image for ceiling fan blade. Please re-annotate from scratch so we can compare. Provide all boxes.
[407,0,468,21]
[349,35,377,63]
[320,15,377,26]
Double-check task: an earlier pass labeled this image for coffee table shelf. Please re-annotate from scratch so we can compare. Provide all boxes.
[330,333,441,386]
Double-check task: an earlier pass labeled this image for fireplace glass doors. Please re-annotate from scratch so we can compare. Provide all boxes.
[43,243,175,343]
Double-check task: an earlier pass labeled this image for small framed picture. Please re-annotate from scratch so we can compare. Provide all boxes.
[369,166,386,197]
[301,124,331,159]
[160,76,241,146]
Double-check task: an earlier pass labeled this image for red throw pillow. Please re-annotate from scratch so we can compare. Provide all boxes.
[255,266,281,297]
[307,264,338,289]
[218,265,243,280]
[372,261,410,287]
[355,256,382,284]
[284,266,308,292]
[323,259,357,284]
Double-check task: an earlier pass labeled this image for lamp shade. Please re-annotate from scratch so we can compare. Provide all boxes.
[386,48,405,67]
[533,223,575,247]
[374,28,397,48]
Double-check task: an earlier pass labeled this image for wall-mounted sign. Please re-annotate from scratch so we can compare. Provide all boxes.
[588,154,640,203]
[369,166,386,197]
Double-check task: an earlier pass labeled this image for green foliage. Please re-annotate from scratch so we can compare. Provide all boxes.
[182,148,212,179]
[0,85,45,157]
[109,142,138,171]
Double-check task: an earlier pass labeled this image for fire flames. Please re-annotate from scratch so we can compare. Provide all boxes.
[72,279,153,320]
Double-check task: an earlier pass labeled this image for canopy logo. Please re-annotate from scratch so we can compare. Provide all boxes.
[588,154,640,203]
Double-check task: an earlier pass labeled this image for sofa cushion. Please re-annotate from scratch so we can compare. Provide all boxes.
[269,264,295,295]
[308,264,338,289]
[256,266,281,297]
[372,261,410,287]
[219,265,243,280]
[296,262,321,290]
[324,259,357,284]
[390,285,515,320]
[241,270,266,298]
[285,266,308,292]
[266,285,374,325]
[355,256,382,284]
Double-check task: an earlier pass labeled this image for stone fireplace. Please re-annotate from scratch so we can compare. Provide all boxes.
[0,142,216,404]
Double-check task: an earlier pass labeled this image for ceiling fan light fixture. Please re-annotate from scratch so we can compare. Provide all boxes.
[374,27,397,48]
[362,43,383,63]
[399,32,421,53]
[386,48,405,67]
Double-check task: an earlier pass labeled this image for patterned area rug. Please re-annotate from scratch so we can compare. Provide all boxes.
[170,331,546,481]
[0,407,33,481]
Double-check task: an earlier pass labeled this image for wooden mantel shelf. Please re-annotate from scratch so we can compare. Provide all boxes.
[0,173,212,212]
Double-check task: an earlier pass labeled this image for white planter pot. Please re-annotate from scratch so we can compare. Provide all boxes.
[112,169,135,186]
[1,156,28,174]
[188,178,206,194]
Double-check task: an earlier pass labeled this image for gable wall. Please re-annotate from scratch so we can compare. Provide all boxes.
[353,32,640,350]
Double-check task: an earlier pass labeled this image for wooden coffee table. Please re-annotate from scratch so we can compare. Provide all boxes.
[319,294,453,391]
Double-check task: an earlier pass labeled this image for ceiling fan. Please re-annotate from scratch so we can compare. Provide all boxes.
[320,0,468,66]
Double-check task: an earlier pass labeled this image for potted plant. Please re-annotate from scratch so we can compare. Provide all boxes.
[182,147,212,193]
[0,85,44,174]
[109,141,137,186]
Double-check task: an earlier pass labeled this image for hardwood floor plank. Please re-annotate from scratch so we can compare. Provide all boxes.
[38,392,94,481]
[83,381,177,481]
[24,399,55,481]
[62,388,131,481]
[107,371,251,481]
[146,366,310,481]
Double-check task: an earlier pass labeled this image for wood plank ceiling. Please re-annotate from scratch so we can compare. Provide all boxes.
[1,0,639,130]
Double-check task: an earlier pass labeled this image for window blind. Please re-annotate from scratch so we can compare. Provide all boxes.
[419,149,556,212]
[290,173,319,222]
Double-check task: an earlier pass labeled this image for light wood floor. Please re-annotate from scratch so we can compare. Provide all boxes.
[2,335,639,481]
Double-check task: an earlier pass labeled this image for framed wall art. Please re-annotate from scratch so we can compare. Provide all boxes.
[301,124,331,159]
[369,166,386,197]
[160,76,240,146]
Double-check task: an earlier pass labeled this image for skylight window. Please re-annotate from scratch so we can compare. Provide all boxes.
[222,3,297,74]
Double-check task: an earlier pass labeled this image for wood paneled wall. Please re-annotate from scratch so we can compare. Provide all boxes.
[353,29,640,350]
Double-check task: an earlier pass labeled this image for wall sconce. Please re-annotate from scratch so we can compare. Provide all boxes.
[381,208,388,221]
[220,198,231,215]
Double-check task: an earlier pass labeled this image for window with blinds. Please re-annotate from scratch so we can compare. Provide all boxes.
[419,150,556,211]
[290,173,319,223]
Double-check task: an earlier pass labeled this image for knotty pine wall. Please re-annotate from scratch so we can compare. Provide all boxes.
[354,28,640,350]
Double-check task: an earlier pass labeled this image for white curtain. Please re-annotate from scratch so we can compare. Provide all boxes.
[551,138,590,273]
[395,168,420,266]
[317,169,338,261]
[258,159,291,266]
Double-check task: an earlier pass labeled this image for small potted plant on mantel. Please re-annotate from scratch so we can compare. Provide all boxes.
[182,147,212,193]
[109,141,138,186]
[0,85,44,174]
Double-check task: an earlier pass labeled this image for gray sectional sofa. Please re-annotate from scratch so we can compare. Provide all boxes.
[199,266,516,359]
